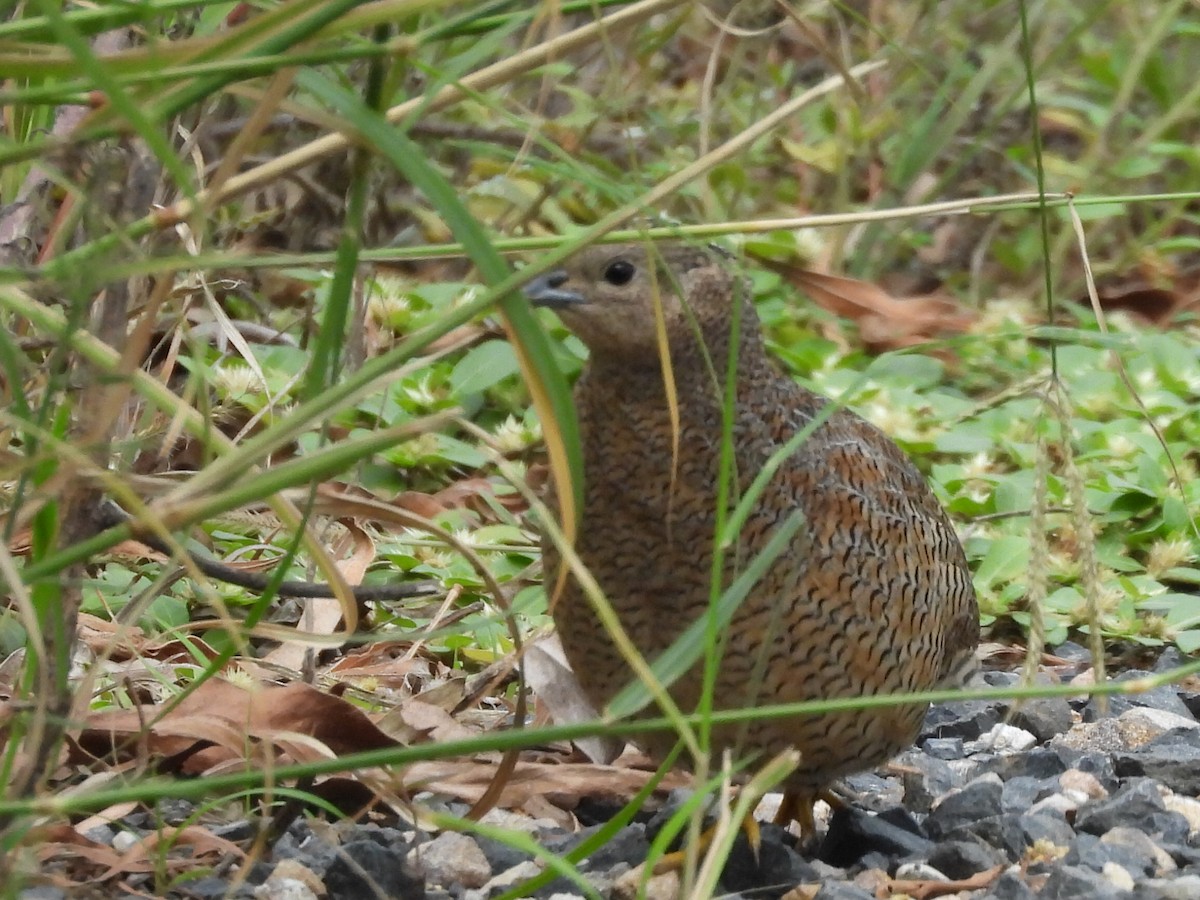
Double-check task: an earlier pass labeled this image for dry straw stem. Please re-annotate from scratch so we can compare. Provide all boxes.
[1020,431,1050,689]
[1068,417,1107,688]
[1043,387,1108,697]
[354,191,1076,265]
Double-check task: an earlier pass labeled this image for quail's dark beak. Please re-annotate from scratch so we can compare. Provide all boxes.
[523,270,586,308]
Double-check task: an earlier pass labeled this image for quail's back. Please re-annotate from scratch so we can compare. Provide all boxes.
[526,243,979,797]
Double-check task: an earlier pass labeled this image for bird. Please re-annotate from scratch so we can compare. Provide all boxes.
[523,241,979,832]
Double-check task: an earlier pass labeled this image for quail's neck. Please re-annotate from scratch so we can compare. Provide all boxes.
[575,335,788,475]
[585,320,773,393]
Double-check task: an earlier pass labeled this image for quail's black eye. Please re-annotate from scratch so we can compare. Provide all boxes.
[602,259,636,286]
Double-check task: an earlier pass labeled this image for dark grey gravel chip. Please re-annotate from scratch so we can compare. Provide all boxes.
[927,837,1007,879]
[325,840,425,900]
[1040,864,1130,900]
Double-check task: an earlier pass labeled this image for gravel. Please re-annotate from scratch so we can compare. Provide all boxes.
[22,653,1200,899]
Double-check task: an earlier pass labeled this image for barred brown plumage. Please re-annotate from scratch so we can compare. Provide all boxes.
[525,242,979,829]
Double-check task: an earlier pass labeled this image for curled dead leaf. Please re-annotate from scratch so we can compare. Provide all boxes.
[76,679,398,773]
[1086,268,1200,327]
[766,262,977,354]
[525,634,623,764]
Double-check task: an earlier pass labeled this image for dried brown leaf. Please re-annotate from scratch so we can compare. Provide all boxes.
[393,698,477,744]
[435,477,529,515]
[393,490,448,518]
[777,266,976,353]
[525,635,623,764]
[76,679,399,772]
[1087,268,1200,327]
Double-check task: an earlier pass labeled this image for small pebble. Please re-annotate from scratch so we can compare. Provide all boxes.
[973,723,1038,753]
[409,832,491,890]
[1101,861,1136,892]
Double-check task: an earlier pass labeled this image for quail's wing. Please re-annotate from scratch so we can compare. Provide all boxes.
[780,403,979,695]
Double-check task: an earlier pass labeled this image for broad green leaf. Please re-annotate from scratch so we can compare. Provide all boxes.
[973,535,1031,590]
[450,341,521,396]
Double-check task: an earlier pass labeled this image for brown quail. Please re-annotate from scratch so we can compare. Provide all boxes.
[524,242,980,824]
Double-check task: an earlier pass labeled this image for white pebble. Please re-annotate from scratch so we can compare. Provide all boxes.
[1165,794,1200,836]
[1102,861,1136,892]
[111,831,140,853]
[1029,793,1078,819]
[973,723,1037,753]
[894,862,949,882]
[255,878,319,900]
[1059,768,1107,800]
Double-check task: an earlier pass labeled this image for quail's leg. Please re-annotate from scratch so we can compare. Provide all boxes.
[651,787,846,874]
[774,788,843,841]
[650,806,766,875]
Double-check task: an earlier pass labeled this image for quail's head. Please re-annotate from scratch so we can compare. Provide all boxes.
[523,243,750,361]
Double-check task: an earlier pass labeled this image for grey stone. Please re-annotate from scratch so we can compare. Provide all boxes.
[1102,826,1176,876]
[1121,708,1199,737]
[982,670,1021,688]
[1083,671,1194,723]
[153,798,196,825]
[898,750,963,814]
[1066,832,1156,877]
[573,824,649,872]
[813,883,876,900]
[182,877,241,899]
[1070,751,1120,790]
[990,747,1069,781]
[1049,641,1093,665]
[1076,778,1166,835]
[927,837,1006,878]
[1018,812,1076,848]
[926,774,1003,839]
[1114,742,1200,794]
[213,820,256,842]
[410,832,491,890]
[819,804,932,867]
[985,869,1038,899]
[922,700,1005,742]
[922,737,965,760]
[972,723,1037,753]
[1152,647,1189,674]
[1132,874,1200,899]
[1039,864,1128,900]
[463,861,542,900]
[960,814,1030,862]
[474,834,536,875]
[1000,776,1050,813]
[720,824,817,895]
[325,841,424,900]
[1011,697,1075,742]
[841,771,904,810]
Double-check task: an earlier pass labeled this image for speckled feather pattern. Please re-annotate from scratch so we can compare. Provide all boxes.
[536,244,979,791]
